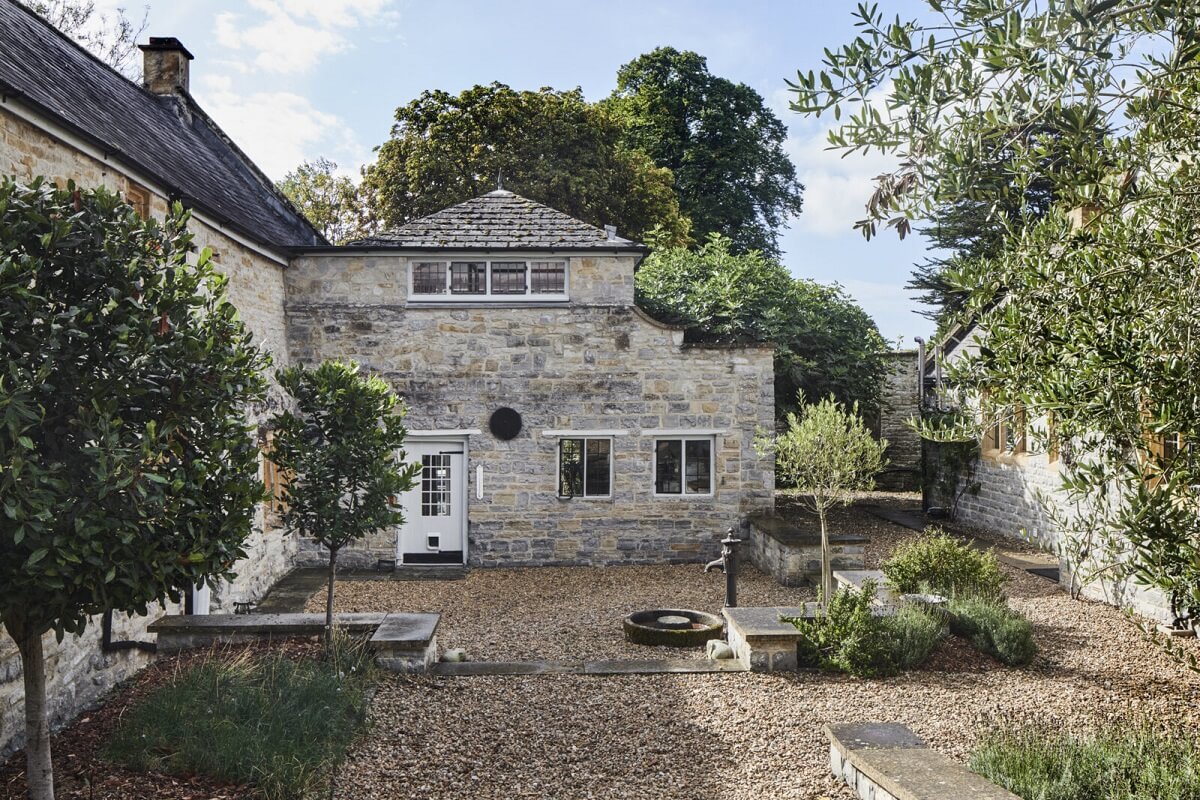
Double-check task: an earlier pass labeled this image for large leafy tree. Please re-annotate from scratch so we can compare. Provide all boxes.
[361,83,691,245]
[0,178,269,800]
[610,47,805,257]
[269,361,421,641]
[792,2,1200,628]
[636,235,889,417]
[277,158,372,245]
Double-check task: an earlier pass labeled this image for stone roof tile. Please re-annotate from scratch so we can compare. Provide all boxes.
[351,190,643,250]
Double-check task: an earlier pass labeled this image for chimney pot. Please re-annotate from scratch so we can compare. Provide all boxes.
[604,224,617,241]
[139,37,194,95]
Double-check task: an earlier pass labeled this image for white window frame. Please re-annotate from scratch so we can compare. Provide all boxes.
[652,435,716,498]
[555,436,613,499]
[408,257,569,303]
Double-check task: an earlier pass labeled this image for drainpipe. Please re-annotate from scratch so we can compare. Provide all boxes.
[914,337,926,406]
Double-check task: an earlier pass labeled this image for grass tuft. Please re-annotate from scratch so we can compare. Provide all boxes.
[971,724,1200,800]
[105,632,376,799]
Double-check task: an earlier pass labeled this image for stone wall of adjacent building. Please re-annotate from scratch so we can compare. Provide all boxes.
[285,253,776,568]
[0,102,299,756]
[876,350,920,490]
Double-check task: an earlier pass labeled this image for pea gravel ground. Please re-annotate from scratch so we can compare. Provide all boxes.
[313,498,1200,800]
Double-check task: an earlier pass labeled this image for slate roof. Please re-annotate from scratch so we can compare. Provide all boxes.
[350,190,644,251]
[0,0,325,250]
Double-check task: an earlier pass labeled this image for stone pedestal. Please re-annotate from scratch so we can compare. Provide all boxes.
[722,604,819,672]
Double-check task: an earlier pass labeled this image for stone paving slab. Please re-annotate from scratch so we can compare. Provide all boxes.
[431,659,749,676]
[827,722,927,751]
[722,606,817,638]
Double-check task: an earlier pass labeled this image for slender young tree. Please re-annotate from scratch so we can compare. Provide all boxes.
[0,178,269,800]
[269,361,420,641]
[759,397,887,602]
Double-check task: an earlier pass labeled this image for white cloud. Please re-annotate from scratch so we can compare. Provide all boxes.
[194,75,365,179]
[774,84,904,237]
[214,0,396,74]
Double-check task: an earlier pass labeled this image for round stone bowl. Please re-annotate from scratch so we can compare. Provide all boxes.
[623,608,724,647]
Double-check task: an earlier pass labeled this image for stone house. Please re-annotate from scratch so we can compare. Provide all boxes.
[926,321,1171,621]
[0,1,775,754]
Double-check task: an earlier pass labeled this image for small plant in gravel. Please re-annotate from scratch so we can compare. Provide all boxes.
[788,581,945,677]
[948,596,1037,666]
[106,636,375,799]
[970,724,1200,800]
[882,527,1007,599]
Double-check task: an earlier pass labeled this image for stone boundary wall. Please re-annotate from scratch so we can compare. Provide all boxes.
[875,350,920,491]
[952,450,1172,622]
[0,103,299,756]
[286,253,776,568]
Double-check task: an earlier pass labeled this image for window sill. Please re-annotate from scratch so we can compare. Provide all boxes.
[653,492,715,499]
[407,297,569,307]
[556,495,613,501]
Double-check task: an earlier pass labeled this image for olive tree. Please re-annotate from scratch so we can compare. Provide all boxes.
[0,177,269,800]
[758,397,887,602]
[789,1,1200,632]
[269,361,421,641]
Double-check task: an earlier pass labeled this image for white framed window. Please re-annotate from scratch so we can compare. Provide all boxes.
[409,258,568,302]
[557,437,612,498]
[653,436,714,496]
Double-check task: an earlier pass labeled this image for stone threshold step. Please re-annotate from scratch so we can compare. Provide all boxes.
[432,659,749,676]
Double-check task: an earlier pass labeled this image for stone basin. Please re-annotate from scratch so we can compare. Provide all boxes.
[622,608,724,647]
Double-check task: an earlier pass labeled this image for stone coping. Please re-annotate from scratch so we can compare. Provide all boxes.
[723,605,819,640]
[148,612,389,635]
[826,723,1020,800]
[149,612,440,650]
[833,569,888,591]
[747,513,870,547]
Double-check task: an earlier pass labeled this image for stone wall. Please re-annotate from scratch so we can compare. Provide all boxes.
[0,102,299,756]
[876,350,920,490]
[286,253,776,568]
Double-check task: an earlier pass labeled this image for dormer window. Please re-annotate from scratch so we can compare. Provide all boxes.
[410,258,568,302]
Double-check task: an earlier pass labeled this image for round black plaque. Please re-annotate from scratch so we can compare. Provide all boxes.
[489,407,522,440]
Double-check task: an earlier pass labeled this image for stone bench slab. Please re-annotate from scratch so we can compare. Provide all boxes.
[369,613,439,650]
[723,605,820,672]
[826,723,1020,800]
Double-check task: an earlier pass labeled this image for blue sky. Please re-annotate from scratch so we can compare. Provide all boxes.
[131,0,938,344]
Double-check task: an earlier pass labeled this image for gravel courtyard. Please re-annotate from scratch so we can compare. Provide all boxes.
[315,505,1200,800]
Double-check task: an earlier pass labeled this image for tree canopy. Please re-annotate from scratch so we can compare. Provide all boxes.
[24,0,147,77]
[635,235,889,416]
[277,158,372,245]
[610,47,805,257]
[0,178,269,798]
[792,2,1200,629]
[360,83,691,245]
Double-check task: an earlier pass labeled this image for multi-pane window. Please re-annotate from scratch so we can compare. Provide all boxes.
[490,261,527,294]
[654,437,714,495]
[982,392,1026,455]
[421,454,453,516]
[531,261,566,293]
[413,262,448,295]
[558,438,611,497]
[125,183,150,218]
[450,261,486,294]
[410,259,567,299]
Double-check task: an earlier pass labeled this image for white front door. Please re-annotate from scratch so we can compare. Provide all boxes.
[398,440,467,564]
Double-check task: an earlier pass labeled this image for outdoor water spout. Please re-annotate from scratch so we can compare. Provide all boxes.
[703,527,742,607]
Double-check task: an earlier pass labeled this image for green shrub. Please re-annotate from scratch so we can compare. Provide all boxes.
[787,582,945,677]
[970,724,1200,800]
[882,527,1008,598]
[106,636,375,799]
[949,596,1038,666]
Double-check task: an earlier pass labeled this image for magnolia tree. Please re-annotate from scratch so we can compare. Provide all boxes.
[792,2,1200,633]
[269,361,420,642]
[758,397,887,602]
[0,178,269,800]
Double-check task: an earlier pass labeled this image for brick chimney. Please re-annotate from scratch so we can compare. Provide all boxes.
[138,37,194,95]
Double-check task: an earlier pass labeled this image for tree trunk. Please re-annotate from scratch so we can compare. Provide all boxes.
[819,508,832,606]
[324,546,339,650]
[10,621,54,800]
